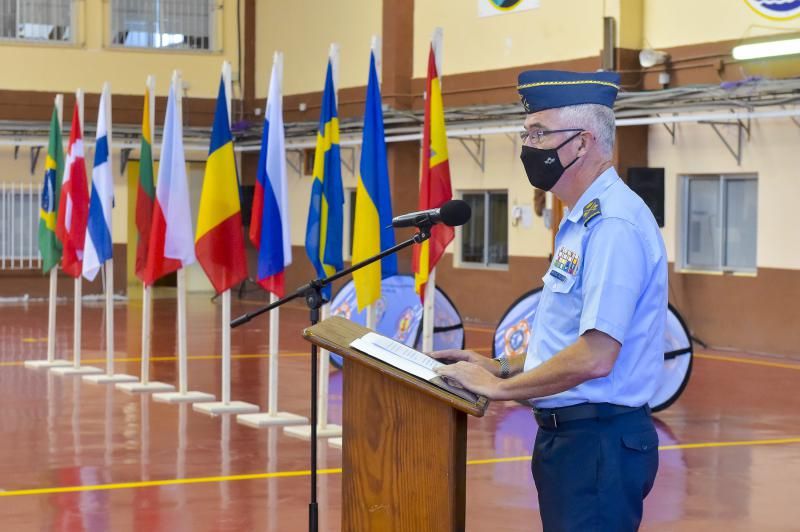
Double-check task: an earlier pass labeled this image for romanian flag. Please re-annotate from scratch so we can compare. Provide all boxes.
[56,101,90,279]
[38,104,64,273]
[304,59,344,300]
[351,50,397,311]
[412,45,454,298]
[250,54,291,298]
[135,82,155,281]
[195,77,248,294]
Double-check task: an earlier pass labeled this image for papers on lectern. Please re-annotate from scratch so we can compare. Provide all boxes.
[350,332,479,404]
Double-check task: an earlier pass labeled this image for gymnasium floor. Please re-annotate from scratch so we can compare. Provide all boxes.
[0,295,798,531]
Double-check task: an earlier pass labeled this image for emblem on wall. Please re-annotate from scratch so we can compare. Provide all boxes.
[478,0,540,17]
[744,0,800,20]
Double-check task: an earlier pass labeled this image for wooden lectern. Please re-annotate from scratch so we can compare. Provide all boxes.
[304,316,489,531]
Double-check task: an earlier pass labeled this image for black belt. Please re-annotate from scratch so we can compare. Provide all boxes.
[533,402,649,429]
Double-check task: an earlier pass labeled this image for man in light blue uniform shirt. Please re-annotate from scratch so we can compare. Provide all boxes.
[435,70,667,531]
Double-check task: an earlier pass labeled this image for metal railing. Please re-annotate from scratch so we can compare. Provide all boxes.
[0,182,42,271]
[110,0,215,51]
[0,0,72,42]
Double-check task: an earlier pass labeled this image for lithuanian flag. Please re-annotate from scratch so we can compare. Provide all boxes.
[135,82,155,281]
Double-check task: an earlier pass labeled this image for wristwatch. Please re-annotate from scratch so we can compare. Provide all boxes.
[496,356,511,378]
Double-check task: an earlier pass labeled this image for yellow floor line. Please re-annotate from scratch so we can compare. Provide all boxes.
[0,352,310,367]
[694,353,800,371]
[1,436,798,498]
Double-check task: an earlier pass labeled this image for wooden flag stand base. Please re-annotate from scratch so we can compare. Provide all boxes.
[153,270,215,405]
[52,278,102,376]
[116,286,174,394]
[193,291,259,416]
[26,359,70,369]
[238,295,308,428]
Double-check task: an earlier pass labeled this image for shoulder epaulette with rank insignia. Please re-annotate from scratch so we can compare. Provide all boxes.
[582,198,601,226]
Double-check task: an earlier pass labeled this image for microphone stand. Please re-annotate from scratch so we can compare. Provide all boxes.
[231,224,432,532]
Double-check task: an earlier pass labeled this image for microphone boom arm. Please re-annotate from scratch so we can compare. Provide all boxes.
[231,224,432,328]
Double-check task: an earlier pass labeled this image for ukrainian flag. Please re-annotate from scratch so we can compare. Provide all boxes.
[305,59,344,299]
[195,76,248,294]
[352,51,397,311]
[38,105,63,273]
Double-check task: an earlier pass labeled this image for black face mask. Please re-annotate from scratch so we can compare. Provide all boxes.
[519,132,583,191]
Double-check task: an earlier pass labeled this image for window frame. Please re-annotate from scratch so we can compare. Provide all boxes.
[0,183,41,271]
[107,0,220,53]
[457,189,509,271]
[0,0,76,45]
[679,173,758,274]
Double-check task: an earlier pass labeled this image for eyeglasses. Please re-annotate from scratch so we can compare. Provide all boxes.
[519,128,584,146]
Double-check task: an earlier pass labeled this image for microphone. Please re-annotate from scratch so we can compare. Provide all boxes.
[391,199,472,229]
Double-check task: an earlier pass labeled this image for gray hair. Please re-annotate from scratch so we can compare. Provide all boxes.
[556,104,616,157]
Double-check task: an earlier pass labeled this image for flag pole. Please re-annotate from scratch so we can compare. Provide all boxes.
[316,43,341,435]
[26,94,69,369]
[153,71,214,405]
[89,84,130,383]
[86,83,135,383]
[286,44,343,441]
[421,28,445,354]
[53,89,101,376]
[74,88,84,372]
[238,51,307,428]
[194,61,257,416]
[222,58,233,405]
[50,96,64,364]
[105,83,115,377]
[364,35,382,333]
[117,75,174,393]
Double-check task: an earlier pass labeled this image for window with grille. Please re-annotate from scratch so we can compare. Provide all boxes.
[0,0,72,42]
[680,174,757,272]
[460,191,508,268]
[111,0,214,51]
[0,184,41,270]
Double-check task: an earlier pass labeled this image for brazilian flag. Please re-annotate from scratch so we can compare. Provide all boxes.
[38,106,64,272]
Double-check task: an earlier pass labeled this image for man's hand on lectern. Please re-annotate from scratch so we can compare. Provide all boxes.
[429,349,500,376]
[435,361,502,400]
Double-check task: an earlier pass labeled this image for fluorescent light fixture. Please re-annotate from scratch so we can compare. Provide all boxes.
[732,38,800,60]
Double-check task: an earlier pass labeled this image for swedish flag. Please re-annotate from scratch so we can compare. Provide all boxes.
[38,105,63,273]
[305,60,344,299]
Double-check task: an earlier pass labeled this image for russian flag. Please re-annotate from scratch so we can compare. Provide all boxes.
[250,53,291,298]
[83,83,114,281]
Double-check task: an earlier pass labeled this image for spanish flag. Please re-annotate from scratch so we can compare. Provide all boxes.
[195,77,248,294]
[38,104,64,273]
[412,45,454,299]
[304,59,344,300]
[351,50,396,311]
[135,81,155,281]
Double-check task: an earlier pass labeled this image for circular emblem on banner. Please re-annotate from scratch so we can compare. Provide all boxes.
[375,297,387,323]
[503,321,531,357]
[396,308,415,340]
[744,0,800,20]
[489,0,523,11]
[333,301,352,320]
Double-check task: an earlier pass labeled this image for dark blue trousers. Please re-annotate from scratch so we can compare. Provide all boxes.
[531,407,658,532]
